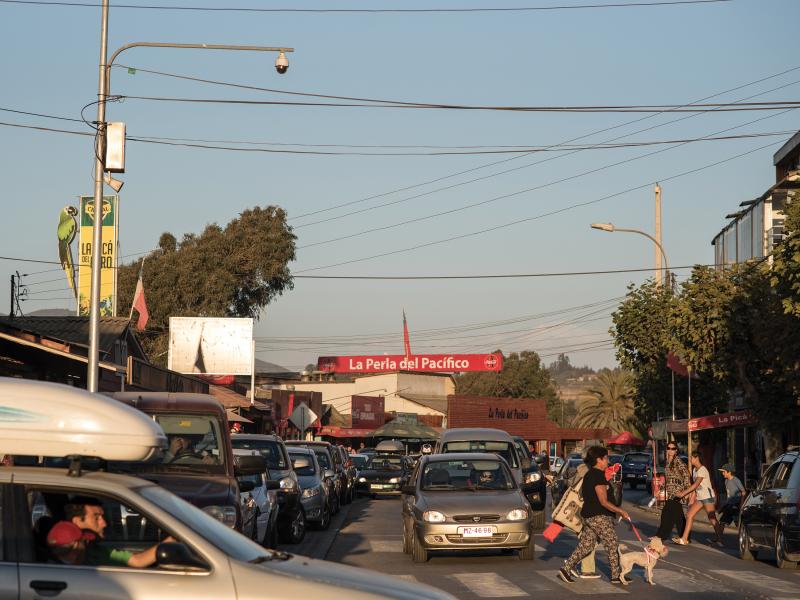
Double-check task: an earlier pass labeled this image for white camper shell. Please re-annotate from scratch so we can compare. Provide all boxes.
[0,379,454,600]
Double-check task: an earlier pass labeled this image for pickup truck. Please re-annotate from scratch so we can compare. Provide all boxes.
[621,452,651,490]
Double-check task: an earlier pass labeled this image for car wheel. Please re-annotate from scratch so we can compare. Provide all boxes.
[775,527,798,570]
[519,530,536,561]
[318,503,331,531]
[331,491,341,515]
[291,507,306,544]
[739,523,756,561]
[530,510,545,532]
[629,481,638,490]
[402,519,412,554]
[411,527,428,563]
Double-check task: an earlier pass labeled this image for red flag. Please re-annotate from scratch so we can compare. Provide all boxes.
[403,309,412,358]
[131,272,149,331]
[667,352,697,378]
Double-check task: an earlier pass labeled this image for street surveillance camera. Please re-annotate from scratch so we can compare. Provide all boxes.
[103,173,124,193]
[275,52,289,74]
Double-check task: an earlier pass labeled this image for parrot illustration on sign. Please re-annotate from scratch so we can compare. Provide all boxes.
[57,206,78,301]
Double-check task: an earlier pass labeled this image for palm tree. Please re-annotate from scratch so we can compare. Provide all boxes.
[574,369,637,435]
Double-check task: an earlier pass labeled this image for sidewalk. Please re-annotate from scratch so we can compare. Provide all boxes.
[626,494,713,525]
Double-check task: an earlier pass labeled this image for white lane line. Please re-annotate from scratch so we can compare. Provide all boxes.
[368,540,403,552]
[449,573,528,598]
[543,570,629,594]
[651,568,730,592]
[713,570,800,595]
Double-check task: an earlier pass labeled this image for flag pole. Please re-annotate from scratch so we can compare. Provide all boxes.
[129,257,145,320]
[687,366,693,457]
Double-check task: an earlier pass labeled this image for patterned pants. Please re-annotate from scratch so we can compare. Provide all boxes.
[564,515,621,579]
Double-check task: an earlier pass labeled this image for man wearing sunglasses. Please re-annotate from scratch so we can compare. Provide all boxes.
[655,443,692,543]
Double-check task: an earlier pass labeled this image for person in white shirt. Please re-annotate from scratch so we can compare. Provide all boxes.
[672,451,723,546]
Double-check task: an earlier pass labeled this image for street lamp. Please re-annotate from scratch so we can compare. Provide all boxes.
[590,222,671,287]
[86,1,294,392]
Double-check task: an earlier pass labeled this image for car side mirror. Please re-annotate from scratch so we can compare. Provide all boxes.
[265,479,281,491]
[324,469,335,479]
[401,485,416,495]
[235,454,266,476]
[156,542,207,571]
[238,480,256,493]
[533,455,544,465]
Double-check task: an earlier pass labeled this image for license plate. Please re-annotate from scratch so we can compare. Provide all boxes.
[370,484,385,490]
[457,526,496,537]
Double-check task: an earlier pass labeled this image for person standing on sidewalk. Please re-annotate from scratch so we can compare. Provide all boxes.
[656,442,691,542]
[673,451,724,546]
[718,463,744,531]
[559,446,629,584]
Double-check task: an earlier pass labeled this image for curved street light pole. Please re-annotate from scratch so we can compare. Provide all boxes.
[590,223,671,289]
[87,1,294,391]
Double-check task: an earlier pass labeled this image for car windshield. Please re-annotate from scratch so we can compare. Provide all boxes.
[288,452,316,476]
[231,438,288,470]
[609,455,623,465]
[314,450,332,470]
[367,455,403,470]
[421,459,515,491]
[238,472,263,487]
[442,441,518,468]
[140,485,266,562]
[625,454,650,464]
[513,440,532,461]
[351,455,368,468]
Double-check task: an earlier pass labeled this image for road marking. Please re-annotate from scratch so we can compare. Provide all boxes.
[449,572,528,597]
[368,539,403,552]
[712,570,799,595]
[652,568,730,592]
[543,570,628,594]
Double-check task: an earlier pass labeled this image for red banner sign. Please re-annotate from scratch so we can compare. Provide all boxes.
[351,395,385,428]
[688,410,757,432]
[318,353,503,374]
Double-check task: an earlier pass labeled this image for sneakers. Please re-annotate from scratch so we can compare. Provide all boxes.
[558,567,576,583]
[579,572,601,579]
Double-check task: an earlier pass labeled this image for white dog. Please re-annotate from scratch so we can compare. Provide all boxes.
[618,536,669,585]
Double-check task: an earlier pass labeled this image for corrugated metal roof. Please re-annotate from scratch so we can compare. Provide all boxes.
[0,316,132,356]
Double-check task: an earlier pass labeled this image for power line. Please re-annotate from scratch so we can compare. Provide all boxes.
[0,0,736,14]
[294,138,783,273]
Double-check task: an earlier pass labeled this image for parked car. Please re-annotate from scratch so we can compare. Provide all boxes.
[351,453,370,474]
[621,452,652,490]
[550,457,585,507]
[356,453,410,498]
[111,392,264,532]
[739,448,800,569]
[288,447,332,530]
[336,444,357,504]
[232,433,305,544]
[285,441,342,515]
[234,448,280,548]
[401,453,535,563]
[512,436,546,531]
[609,454,623,466]
[549,456,565,474]
[1,378,455,600]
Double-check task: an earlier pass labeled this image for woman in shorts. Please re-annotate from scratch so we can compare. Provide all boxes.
[673,451,723,546]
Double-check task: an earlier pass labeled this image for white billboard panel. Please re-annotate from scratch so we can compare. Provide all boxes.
[168,317,253,375]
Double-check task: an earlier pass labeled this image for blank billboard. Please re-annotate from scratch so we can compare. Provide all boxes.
[168,317,253,375]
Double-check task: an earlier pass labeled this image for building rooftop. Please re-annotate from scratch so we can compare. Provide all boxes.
[0,316,140,358]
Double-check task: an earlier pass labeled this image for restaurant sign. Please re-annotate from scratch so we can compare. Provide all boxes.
[318,353,503,374]
[687,410,757,432]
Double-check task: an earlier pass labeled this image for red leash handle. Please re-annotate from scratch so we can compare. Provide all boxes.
[626,517,644,542]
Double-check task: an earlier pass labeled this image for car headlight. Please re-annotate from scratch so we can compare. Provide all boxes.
[279,476,296,490]
[506,508,528,521]
[423,510,446,523]
[302,486,321,499]
[388,477,401,484]
[203,505,238,528]
[358,476,367,483]
[524,471,542,483]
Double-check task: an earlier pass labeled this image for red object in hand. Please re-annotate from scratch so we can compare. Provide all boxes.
[605,463,621,481]
[542,522,563,543]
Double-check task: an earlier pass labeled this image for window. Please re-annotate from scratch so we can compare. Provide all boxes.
[759,462,780,491]
[442,441,519,468]
[752,203,764,258]
[738,211,752,261]
[314,451,331,470]
[421,459,514,491]
[723,224,737,265]
[155,413,225,468]
[288,453,316,477]
[772,461,795,489]
[231,439,287,470]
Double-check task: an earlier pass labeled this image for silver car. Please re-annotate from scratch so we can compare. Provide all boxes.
[288,447,332,530]
[235,448,280,548]
[401,453,535,563]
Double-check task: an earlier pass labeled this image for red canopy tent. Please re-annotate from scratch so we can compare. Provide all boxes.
[605,431,645,446]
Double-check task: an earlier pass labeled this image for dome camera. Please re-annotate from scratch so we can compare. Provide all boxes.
[275,52,289,74]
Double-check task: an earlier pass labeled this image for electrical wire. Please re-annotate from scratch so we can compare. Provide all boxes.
[0,0,737,14]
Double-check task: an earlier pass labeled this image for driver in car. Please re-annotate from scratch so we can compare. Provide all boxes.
[164,435,216,465]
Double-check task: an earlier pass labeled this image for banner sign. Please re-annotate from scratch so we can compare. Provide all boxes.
[351,395,385,428]
[168,317,253,375]
[688,410,757,432]
[77,195,118,316]
[317,353,503,374]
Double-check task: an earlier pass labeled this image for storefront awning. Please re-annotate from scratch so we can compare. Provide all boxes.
[317,426,374,438]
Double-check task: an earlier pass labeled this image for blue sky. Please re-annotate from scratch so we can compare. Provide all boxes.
[1,0,798,371]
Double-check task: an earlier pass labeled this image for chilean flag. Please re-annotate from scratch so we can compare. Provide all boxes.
[403,309,412,358]
[667,352,697,378]
[131,268,149,331]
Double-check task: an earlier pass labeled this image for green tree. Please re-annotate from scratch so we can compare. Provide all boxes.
[771,189,800,316]
[454,350,560,419]
[118,206,296,365]
[574,369,637,434]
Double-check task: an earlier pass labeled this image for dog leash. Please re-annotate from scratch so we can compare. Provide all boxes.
[625,517,655,566]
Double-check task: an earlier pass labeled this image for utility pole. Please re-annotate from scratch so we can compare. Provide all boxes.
[9,274,15,317]
[654,183,663,287]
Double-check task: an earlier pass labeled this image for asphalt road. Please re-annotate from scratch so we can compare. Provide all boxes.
[321,491,800,600]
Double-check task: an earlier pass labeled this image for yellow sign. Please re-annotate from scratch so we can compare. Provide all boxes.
[77,195,118,316]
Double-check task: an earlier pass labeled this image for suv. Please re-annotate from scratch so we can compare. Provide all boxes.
[512,436,546,530]
[621,452,651,490]
[335,445,357,505]
[232,434,305,544]
[285,441,344,515]
[111,392,263,531]
[739,448,800,569]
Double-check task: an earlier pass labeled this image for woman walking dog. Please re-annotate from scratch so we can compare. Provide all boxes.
[672,451,723,546]
[559,446,629,584]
